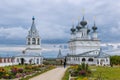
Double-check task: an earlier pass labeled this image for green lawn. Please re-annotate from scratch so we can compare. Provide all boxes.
[62,66,120,80]
[90,66,120,80]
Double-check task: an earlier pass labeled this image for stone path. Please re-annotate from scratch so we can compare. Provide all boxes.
[29,67,67,80]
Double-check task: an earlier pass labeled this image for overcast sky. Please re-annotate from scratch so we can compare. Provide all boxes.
[0,0,120,45]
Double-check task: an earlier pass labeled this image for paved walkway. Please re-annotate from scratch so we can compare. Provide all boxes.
[29,67,67,80]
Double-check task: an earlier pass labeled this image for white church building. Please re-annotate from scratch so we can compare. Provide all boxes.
[66,16,110,66]
[14,17,43,65]
[0,17,43,66]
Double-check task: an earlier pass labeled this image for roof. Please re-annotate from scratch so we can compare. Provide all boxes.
[67,49,110,58]
[57,49,63,58]
[67,50,99,57]
[96,50,110,58]
[27,17,39,38]
[15,53,42,57]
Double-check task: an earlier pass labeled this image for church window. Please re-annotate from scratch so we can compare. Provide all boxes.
[28,42,30,45]
[37,59,39,64]
[88,58,93,62]
[82,33,83,37]
[28,38,30,41]
[97,60,99,64]
[106,58,108,62]
[82,58,86,62]
[33,31,35,34]
[28,38,30,45]
[17,58,19,62]
[37,38,40,45]
[32,38,36,44]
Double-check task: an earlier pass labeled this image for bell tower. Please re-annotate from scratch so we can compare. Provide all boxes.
[26,17,41,49]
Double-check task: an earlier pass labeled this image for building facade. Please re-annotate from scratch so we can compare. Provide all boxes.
[66,16,110,66]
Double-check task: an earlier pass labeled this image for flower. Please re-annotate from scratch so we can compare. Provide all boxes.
[79,70,86,76]
[18,68,23,73]
[11,67,18,75]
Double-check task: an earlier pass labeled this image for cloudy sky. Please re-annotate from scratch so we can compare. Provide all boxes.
[0,0,120,45]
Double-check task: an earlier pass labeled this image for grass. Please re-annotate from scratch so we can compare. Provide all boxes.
[90,66,120,80]
[62,67,70,80]
[62,66,120,80]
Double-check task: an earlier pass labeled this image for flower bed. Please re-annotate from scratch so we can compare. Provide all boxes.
[0,64,55,79]
[62,63,91,80]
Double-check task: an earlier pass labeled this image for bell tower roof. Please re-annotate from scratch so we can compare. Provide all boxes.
[28,16,39,38]
[31,16,37,32]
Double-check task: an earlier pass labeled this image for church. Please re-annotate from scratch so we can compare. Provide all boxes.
[66,16,110,66]
[15,17,43,65]
[0,17,43,66]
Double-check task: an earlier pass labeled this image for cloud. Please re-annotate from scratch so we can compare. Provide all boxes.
[0,21,70,42]
[37,21,70,40]
[109,22,120,36]
[0,27,27,39]
[0,0,120,44]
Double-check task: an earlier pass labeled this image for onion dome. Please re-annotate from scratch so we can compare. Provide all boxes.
[87,29,90,34]
[71,25,76,33]
[80,16,87,27]
[76,24,82,31]
[92,22,97,32]
[32,16,35,20]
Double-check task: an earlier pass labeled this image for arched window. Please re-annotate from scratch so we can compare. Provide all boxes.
[106,58,108,62]
[32,38,36,44]
[97,59,99,64]
[28,38,30,45]
[88,58,93,62]
[29,59,33,64]
[28,38,30,41]
[17,58,19,62]
[37,59,39,64]
[37,38,40,45]
[82,58,86,62]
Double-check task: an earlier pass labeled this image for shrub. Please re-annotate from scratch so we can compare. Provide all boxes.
[70,63,91,77]
[3,73,10,79]
[11,67,18,75]
[0,67,6,78]
[79,70,86,76]
[18,68,24,73]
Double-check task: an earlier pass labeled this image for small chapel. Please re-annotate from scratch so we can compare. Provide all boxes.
[66,16,110,66]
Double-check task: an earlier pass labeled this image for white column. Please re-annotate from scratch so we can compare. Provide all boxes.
[99,59,101,66]
[92,32,98,40]
[30,38,32,45]
[35,38,37,45]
